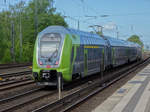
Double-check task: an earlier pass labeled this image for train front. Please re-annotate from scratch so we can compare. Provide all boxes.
[32,31,65,86]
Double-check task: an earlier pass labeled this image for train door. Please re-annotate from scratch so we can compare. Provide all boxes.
[101,37,111,67]
[84,49,88,76]
[104,46,108,67]
[101,47,105,72]
[107,46,112,65]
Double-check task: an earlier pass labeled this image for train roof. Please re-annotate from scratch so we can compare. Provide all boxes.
[127,41,141,48]
[67,27,107,45]
[39,26,141,47]
[39,26,107,45]
[103,36,141,47]
[103,36,130,47]
[39,26,70,34]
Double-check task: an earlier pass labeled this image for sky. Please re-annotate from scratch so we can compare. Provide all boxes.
[54,0,150,46]
[0,0,150,46]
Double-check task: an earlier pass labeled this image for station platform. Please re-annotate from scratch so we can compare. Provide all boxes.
[92,64,150,112]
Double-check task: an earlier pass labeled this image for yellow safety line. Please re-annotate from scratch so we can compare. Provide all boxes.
[84,46,99,48]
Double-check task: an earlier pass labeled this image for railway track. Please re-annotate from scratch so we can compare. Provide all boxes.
[32,58,150,112]
[0,63,32,69]
[1,82,94,112]
[0,70,33,92]
[0,70,32,84]
[0,58,149,112]
[0,76,32,86]
[0,79,34,91]
[0,89,57,112]
[0,73,102,112]
[0,87,42,104]
[0,70,32,78]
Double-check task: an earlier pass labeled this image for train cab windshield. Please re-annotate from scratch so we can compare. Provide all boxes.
[38,33,62,66]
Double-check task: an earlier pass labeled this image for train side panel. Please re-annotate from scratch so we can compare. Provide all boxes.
[58,34,73,81]
[32,26,143,86]
[112,46,128,67]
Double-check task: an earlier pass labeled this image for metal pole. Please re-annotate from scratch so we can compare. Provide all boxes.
[99,27,103,35]
[19,4,22,61]
[51,0,54,8]
[11,21,15,63]
[57,72,62,99]
[117,31,119,39]
[116,26,119,39]
[34,0,38,37]
[77,20,80,30]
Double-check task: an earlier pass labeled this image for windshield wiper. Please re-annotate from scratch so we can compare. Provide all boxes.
[48,49,58,62]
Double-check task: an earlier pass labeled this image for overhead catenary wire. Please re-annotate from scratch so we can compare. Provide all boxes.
[80,0,100,15]
[85,12,150,19]
[72,0,101,15]
[54,0,101,30]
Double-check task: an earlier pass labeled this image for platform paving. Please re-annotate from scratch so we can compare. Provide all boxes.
[92,64,150,112]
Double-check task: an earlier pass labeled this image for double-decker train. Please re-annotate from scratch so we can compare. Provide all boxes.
[32,26,142,86]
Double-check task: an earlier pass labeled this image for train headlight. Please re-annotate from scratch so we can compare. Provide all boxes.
[42,73,50,79]
[38,59,43,65]
[55,61,59,65]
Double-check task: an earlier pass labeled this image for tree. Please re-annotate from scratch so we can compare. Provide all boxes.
[127,35,143,47]
[0,0,67,64]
